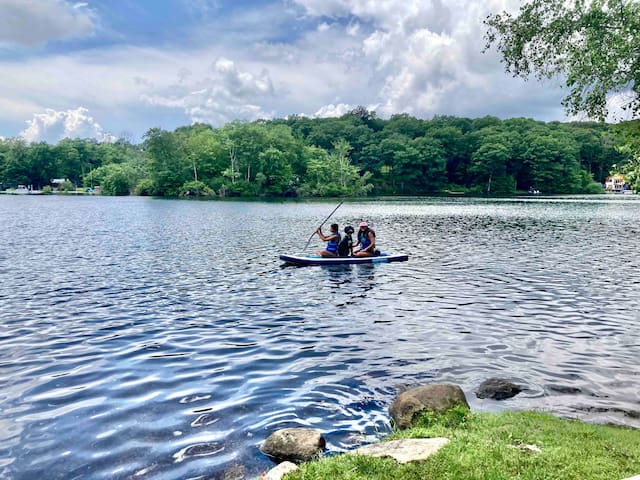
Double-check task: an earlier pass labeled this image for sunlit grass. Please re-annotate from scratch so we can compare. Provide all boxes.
[285,410,640,480]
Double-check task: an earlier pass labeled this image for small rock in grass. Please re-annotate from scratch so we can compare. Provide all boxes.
[263,461,299,480]
[351,438,450,464]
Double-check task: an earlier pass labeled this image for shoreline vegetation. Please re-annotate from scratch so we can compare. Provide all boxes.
[278,409,640,480]
[262,383,640,480]
[2,112,639,198]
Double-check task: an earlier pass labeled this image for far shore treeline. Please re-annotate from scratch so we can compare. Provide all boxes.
[1,109,638,197]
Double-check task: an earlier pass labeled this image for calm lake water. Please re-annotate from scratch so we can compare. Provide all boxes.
[1,194,639,479]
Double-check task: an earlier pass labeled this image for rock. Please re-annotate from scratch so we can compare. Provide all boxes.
[511,442,542,454]
[219,463,246,480]
[389,384,469,430]
[351,438,450,464]
[261,428,326,463]
[545,384,582,395]
[476,378,522,400]
[263,461,299,480]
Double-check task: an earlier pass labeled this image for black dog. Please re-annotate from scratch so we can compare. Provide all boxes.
[338,225,354,257]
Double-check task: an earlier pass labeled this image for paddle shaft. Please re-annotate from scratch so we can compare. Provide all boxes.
[303,200,344,250]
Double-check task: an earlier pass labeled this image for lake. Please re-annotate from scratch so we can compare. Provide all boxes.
[1,194,639,479]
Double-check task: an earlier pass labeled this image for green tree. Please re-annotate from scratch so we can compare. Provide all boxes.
[369,133,416,194]
[300,141,372,197]
[254,146,292,194]
[53,139,82,184]
[143,128,188,195]
[431,125,473,187]
[2,139,56,188]
[91,163,138,195]
[524,129,585,193]
[613,121,640,192]
[177,124,227,189]
[470,131,514,194]
[485,0,640,191]
[485,0,640,120]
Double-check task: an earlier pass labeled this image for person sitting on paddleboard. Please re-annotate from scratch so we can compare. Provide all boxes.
[315,223,341,258]
[353,221,376,257]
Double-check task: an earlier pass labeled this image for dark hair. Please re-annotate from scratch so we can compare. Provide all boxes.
[344,225,354,235]
[330,223,339,231]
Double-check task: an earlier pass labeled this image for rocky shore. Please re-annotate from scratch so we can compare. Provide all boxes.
[258,380,640,480]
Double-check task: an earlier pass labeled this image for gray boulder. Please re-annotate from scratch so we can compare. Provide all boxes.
[261,427,326,463]
[476,378,522,400]
[351,438,450,464]
[389,384,469,430]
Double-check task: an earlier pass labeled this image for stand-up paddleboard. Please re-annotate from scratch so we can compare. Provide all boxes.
[280,253,409,266]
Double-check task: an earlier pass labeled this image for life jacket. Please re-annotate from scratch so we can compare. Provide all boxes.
[326,232,341,254]
[358,228,375,251]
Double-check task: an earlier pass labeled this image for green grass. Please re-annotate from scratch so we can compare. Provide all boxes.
[285,410,640,480]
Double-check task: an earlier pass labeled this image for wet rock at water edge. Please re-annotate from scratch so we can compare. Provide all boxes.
[219,463,247,480]
[545,384,582,395]
[261,427,326,463]
[389,384,469,430]
[476,378,522,400]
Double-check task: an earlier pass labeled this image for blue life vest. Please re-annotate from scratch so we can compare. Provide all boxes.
[358,228,375,250]
[327,232,341,253]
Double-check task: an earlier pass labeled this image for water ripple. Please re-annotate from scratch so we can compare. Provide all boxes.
[1,195,639,479]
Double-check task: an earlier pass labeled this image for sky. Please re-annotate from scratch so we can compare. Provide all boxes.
[0,0,575,144]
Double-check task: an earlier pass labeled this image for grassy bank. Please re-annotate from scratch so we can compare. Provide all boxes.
[286,410,640,480]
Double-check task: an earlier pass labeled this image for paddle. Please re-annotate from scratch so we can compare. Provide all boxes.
[303,200,344,251]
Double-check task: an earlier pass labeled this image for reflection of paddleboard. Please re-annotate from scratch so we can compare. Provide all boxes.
[279,253,409,266]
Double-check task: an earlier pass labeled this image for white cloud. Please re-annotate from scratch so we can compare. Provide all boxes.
[182,0,220,18]
[290,0,350,17]
[313,103,355,118]
[0,0,576,141]
[20,107,111,143]
[141,57,275,125]
[0,0,95,46]
[290,0,554,120]
[346,21,360,37]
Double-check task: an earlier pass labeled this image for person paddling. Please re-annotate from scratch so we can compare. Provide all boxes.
[353,221,376,257]
[315,223,341,258]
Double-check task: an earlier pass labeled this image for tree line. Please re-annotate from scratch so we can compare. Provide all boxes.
[0,111,636,196]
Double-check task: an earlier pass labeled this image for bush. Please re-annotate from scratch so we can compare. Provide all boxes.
[102,169,131,195]
[487,175,516,195]
[178,180,215,197]
[577,170,605,194]
[60,180,75,192]
[134,178,156,196]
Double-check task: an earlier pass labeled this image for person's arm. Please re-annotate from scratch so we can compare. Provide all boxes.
[316,228,337,242]
[327,233,339,242]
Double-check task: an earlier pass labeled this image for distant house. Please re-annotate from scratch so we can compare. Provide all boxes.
[50,178,68,191]
[604,174,626,192]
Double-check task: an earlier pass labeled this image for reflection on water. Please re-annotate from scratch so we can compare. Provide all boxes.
[0,195,639,479]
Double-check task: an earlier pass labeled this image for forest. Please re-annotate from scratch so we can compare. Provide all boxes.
[0,109,636,197]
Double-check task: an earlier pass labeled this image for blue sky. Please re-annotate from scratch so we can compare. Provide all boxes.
[0,0,575,144]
